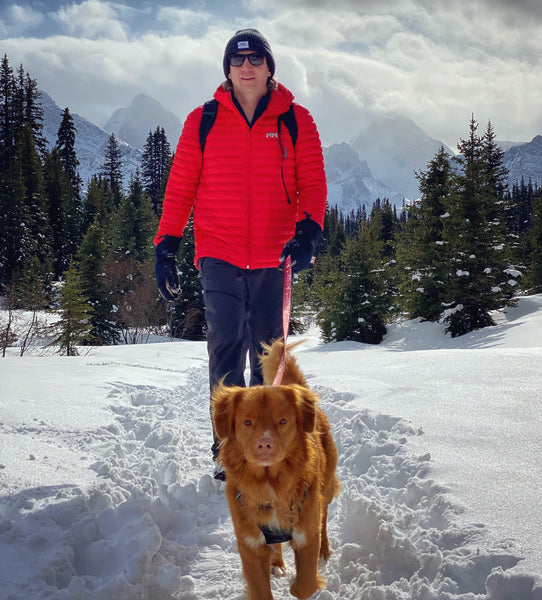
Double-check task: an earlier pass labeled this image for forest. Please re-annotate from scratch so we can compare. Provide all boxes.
[1,54,542,355]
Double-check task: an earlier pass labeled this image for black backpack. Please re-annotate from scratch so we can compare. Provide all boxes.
[198,98,298,154]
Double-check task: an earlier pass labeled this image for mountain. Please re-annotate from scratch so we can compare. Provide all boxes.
[324,143,404,213]
[351,114,453,201]
[104,94,182,150]
[40,89,541,210]
[40,90,142,186]
[503,135,542,188]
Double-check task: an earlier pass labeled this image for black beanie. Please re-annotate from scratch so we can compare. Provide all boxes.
[223,28,275,78]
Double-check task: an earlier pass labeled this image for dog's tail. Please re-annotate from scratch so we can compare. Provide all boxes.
[260,339,308,387]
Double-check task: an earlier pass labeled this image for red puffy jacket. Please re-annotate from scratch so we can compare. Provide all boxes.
[155,82,327,270]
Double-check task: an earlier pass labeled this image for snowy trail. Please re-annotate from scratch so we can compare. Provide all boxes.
[2,298,542,599]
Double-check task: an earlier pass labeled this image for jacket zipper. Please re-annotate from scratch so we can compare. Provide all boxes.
[246,123,253,269]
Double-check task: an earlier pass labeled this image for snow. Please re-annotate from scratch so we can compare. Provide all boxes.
[1,296,542,599]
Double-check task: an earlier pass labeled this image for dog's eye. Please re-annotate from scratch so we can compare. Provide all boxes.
[244,419,252,427]
[279,418,287,425]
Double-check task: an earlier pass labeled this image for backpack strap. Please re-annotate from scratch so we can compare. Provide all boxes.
[277,103,298,148]
[199,99,218,154]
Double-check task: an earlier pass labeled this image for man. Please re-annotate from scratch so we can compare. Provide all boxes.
[154,29,327,477]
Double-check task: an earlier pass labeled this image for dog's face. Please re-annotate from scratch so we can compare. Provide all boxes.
[212,384,317,467]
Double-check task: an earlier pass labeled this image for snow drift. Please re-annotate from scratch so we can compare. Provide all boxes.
[1,296,542,599]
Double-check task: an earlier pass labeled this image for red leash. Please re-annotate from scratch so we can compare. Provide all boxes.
[273,256,293,387]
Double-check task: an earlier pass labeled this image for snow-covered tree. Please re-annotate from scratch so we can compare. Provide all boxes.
[441,117,516,337]
[397,147,452,321]
[318,224,388,344]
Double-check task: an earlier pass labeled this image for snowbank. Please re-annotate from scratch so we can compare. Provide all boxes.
[1,296,541,599]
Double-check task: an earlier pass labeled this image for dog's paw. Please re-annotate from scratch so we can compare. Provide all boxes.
[271,564,286,577]
[290,575,324,599]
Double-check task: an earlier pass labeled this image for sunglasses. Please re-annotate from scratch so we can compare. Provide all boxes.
[230,53,265,67]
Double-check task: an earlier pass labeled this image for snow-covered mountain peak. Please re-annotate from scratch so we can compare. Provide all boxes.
[324,142,404,212]
[40,89,143,187]
[104,93,182,150]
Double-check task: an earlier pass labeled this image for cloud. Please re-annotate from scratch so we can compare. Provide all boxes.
[56,0,128,40]
[2,0,542,150]
[0,3,44,36]
[156,7,210,33]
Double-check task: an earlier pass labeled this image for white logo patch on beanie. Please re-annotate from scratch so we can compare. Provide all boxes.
[237,41,249,49]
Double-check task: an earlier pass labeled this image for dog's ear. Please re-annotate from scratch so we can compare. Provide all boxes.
[211,385,245,440]
[293,386,318,433]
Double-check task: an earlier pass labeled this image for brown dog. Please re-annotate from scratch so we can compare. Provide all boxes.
[212,340,339,600]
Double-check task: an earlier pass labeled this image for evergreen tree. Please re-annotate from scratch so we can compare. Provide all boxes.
[323,206,346,258]
[483,120,508,200]
[397,148,452,320]
[318,225,388,344]
[76,218,120,345]
[43,149,66,277]
[111,170,156,262]
[49,260,94,355]
[0,54,15,152]
[526,192,542,293]
[56,107,80,191]
[442,116,515,337]
[505,179,537,272]
[55,107,82,250]
[18,121,52,281]
[16,65,47,155]
[170,216,206,340]
[10,255,49,310]
[82,175,115,232]
[0,137,25,285]
[141,126,171,215]
[1,55,50,286]
[369,198,396,258]
[101,133,123,206]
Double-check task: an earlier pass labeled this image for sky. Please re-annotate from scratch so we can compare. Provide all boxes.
[2,0,542,149]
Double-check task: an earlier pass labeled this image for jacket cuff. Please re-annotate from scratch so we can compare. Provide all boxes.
[156,235,181,255]
[295,217,322,249]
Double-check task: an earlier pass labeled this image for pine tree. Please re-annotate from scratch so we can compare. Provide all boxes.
[323,206,346,258]
[526,192,542,293]
[10,255,49,310]
[44,148,81,277]
[318,225,388,344]
[82,175,115,232]
[0,55,51,287]
[0,57,27,284]
[55,107,82,255]
[56,108,80,190]
[397,148,452,320]
[18,121,52,282]
[0,54,15,151]
[369,198,396,258]
[442,116,515,337]
[0,139,25,285]
[49,260,94,355]
[170,216,206,340]
[111,170,156,262]
[101,133,123,206]
[17,65,47,155]
[141,126,171,215]
[76,218,119,345]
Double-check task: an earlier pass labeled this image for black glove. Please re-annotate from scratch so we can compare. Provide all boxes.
[279,217,322,273]
[155,235,182,301]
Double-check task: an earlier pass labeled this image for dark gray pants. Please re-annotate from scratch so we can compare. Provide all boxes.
[199,258,285,457]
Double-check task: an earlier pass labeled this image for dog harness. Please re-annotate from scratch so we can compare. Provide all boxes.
[235,482,310,545]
